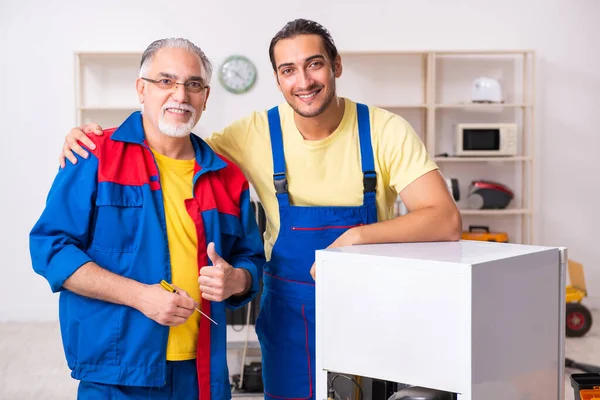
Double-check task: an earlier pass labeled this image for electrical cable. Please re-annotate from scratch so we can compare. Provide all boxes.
[238,302,253,389]
[328,374,364,400]
[566,357,600,374]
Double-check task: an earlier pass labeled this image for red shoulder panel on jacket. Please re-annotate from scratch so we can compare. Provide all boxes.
[193,155,249,216]
[82,130,159,189]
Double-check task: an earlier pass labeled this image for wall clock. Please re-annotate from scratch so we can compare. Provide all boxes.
[218,55,257,94]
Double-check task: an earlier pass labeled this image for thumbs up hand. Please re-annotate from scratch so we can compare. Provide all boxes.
[199,242,241,302]
[207,242,227,270]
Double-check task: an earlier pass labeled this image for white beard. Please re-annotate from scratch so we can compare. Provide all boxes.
[158,103,197,138]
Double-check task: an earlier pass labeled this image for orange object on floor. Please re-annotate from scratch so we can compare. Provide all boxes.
[580,388,600,399]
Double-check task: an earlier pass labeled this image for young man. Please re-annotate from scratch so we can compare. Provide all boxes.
[31,38,264,399]
[58,20,461,399]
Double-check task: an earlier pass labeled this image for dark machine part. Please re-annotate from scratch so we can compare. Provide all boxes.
[388,386,457,400]
[570,373,600,400]
[466,180,513,209]
[226,201,265,326]
[250,200,267,236]
[444,178,460,202]
[373,380,399,399]
[231,362,264,393]
[241,362,263,392]
[371,380,456,400]
[566,360,600,399]
[226,295,261,325]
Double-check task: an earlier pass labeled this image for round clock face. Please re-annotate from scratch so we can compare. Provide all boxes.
[218,55,257,94]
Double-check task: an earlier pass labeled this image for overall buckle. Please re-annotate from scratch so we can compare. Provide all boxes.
[363,171,377,193]
[273,173,288,195]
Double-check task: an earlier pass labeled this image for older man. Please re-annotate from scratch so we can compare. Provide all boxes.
[30,38,264,399]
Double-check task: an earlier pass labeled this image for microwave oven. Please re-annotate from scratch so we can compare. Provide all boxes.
[454,123,518,157]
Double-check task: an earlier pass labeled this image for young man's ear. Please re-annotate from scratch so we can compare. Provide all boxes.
[333,54,343,78]
[136,78,146,104]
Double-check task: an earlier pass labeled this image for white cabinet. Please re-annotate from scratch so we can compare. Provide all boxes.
[315,240,566,400]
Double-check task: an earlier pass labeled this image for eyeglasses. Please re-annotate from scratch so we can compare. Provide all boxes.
[141,77,209,93]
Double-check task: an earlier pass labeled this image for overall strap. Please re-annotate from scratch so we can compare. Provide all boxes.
[267,106,290,207]
[356,103,377,206]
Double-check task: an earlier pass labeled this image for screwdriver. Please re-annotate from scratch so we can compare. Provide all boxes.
[160,280,218,325]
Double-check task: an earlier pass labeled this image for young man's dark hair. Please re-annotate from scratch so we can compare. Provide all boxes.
[268,18,339,72]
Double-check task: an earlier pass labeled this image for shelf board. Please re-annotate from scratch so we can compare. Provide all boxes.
[435,156,532,163]
[231,393,264,398]
[78,106,140,111]
[339,50,533,56]
[435,103,531,109]
[339,50,428,56]
[227,341,260,349]
[76,51,142,58]
[434,50,534,56]
[376,104,427,109]
[460,209,530,215]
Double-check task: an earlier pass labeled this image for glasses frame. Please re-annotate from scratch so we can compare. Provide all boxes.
[141,77,210,93]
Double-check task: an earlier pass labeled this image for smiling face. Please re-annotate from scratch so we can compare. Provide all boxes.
[136,47,211,138]
[272,34,342,118]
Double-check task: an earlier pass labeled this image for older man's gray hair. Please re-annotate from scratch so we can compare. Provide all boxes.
[139,38,213,83]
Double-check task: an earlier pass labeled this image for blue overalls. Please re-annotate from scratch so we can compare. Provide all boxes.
[255,103,378,399]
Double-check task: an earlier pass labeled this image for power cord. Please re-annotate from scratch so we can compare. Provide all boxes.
[328,374,364,400]
[566,357,600,373]
[238,302,253,389]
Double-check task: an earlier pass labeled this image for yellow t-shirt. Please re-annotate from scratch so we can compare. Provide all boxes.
[152,149,201,361]
[206,98,438,260]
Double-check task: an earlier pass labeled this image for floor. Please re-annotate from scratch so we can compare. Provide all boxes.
[1,300,599,400]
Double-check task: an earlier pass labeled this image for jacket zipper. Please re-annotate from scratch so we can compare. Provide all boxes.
[291,224,364,231]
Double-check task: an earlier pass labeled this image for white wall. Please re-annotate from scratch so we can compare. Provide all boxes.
[2,0,599,321]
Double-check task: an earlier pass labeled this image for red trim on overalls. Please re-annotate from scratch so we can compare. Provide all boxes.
[263,304,313,400]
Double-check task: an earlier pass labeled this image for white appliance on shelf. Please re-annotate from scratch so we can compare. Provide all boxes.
[455,122,519,157]
[471,76,503,103]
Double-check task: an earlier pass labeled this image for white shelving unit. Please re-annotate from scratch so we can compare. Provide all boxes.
[74,51,143,127]
[338,50,535,244]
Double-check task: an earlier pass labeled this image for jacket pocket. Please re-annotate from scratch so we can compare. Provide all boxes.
[92,185,143,253]
[61,291,120,369]
[218,213,242,258]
